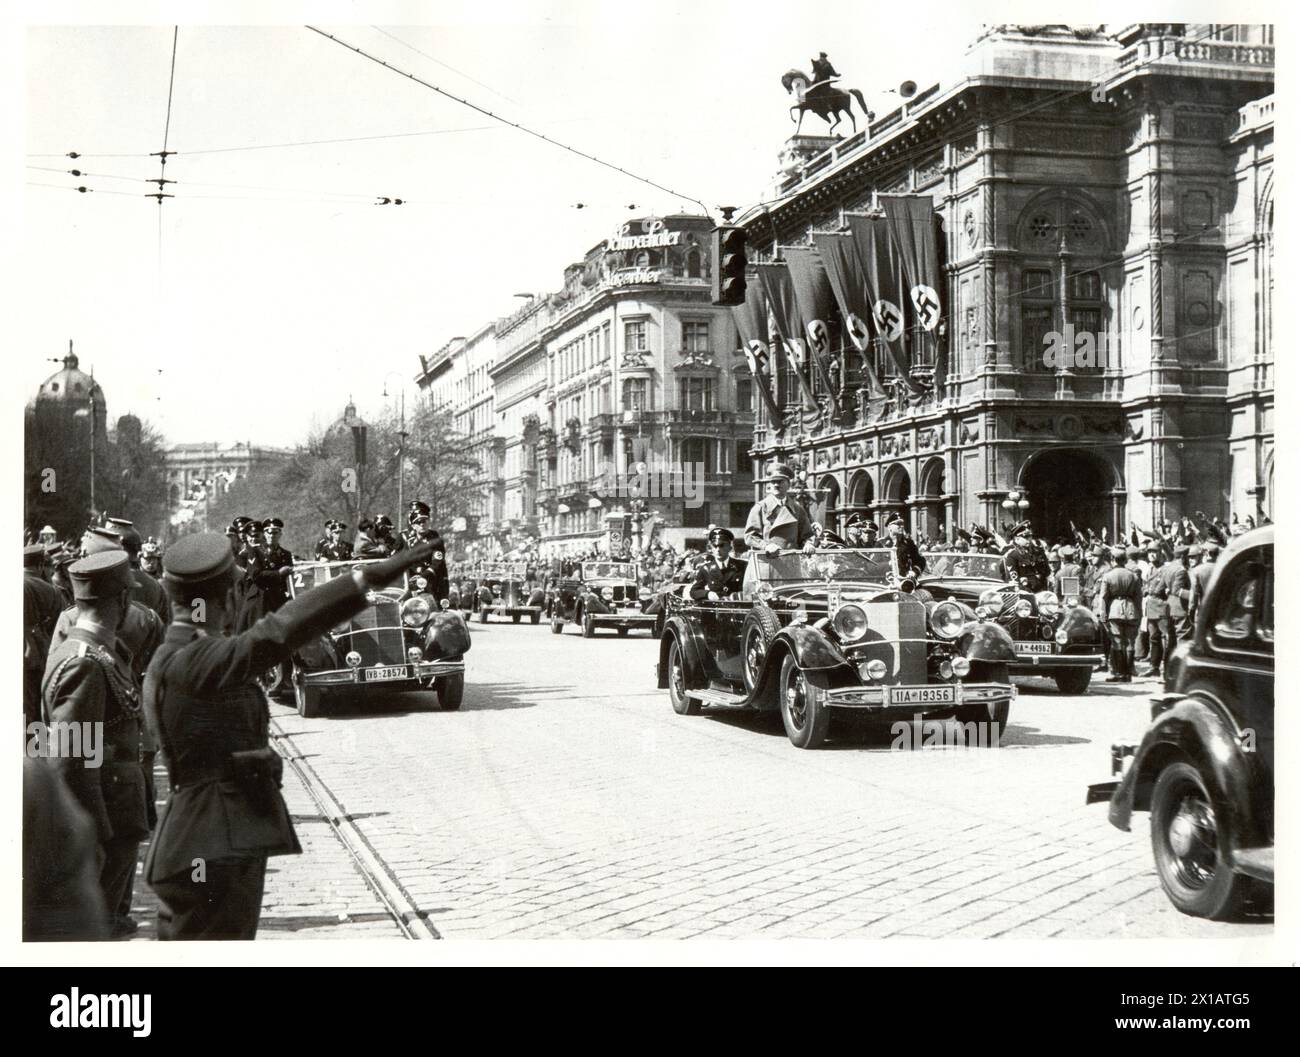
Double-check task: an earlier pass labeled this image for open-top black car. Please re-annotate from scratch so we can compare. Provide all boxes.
[1088,526,1273,920]
[285,558,470,717]
[549,559,657,637]
[920,552,1104,693]
[473,561,545,624]
[655,548,1018,749]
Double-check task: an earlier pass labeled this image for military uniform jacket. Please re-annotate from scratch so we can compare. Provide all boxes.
[252,543,295,613]
[51,600,164,684]
[690,556,746,600]
[24,573,62,674]
[131,567,169,626]
[403,530,448,602]
[1188,561,1215,622]
[1005,545,1049,591]
[743,496,814,550]
[142,569,374,883]
[354,532,390,558]
[1155,561,1192,619]
[315,538,354,562]
[41,628,149,846]
[890,535,927,579]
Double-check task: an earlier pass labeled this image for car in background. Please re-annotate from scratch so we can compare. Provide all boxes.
[473,561,545,624]
[549,559,657,637]
[921,552,1104,693]
[1088,526,1273,919]
[656,548,1017,749]
[285,558,471,717]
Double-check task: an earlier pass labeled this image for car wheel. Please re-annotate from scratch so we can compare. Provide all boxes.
[294,679,322,719]
[512,613,521,624]
[1054,668,1092,694]
[1150,761,1247,920]
[958,662,1010,733]
[531,612,541,625]
[550,617,564,634]
[742,608,782,697]
[667,638,699,716]
[617,627,629,637]
[779,654,830,749]
[436,673,464,711]
[582,611,595,638]
[479,607,489,624]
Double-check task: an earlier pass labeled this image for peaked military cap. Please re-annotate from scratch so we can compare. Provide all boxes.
[23,543,46,567]
[886,513,905,527]
[375,514,394,529]
[81,526,124,555]
[1011,521,1032,538]
[69,550,133,601]
[1058,544,1076,558]
[1173,544,1190,558]
[105,517,143,550]
[764,463,796,483]
[163,532,237,590]
[1126,545,1143,558]
[263,517,284,529]
[708,526,735,545]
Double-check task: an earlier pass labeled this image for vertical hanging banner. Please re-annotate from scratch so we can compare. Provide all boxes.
[846,214,922,391]
[782,246,843,418]
[880,194,946,387]
[730,281,782,425]
[756,262,819,411]
[810,231,887,400]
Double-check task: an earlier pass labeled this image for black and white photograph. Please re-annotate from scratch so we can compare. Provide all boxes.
[9,2,1290,975]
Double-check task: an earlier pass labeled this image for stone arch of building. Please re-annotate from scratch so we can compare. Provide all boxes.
[1018,446,1120,541]
[815,474,841,529]
[1013,188,1115,255]
[916,457,947,541]
[846,468,874,512]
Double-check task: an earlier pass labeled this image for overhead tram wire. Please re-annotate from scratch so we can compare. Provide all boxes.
[369,26,522,107]
[154,27,180,294]
[305,26,713,220]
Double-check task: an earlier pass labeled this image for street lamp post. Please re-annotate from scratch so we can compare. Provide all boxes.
[383,373,410,518]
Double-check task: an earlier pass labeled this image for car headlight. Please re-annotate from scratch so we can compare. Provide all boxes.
[864,658,888,681]
[975,604,994,620]
[756,582,774,601]
[1035,591,1060,618]
[601,586,614,600]
[1015,600,1033,618]
[345,650,362,667]
[1065,595,1080,608]
[407,646,423,663]
[1055,628,1069,645]
[831,603,868,642]
[412,575,428,591]
[401,596,431,627]
[951,656,971,677]
[639,588,652,599]
[939,659,953,679]
[930,601,965,639]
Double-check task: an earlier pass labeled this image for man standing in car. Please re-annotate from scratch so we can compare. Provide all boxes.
[743,464,816,557]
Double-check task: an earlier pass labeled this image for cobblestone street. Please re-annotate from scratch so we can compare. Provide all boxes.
[258,620,1272,941]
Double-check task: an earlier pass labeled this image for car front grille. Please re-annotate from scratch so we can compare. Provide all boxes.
[342,601,407,666]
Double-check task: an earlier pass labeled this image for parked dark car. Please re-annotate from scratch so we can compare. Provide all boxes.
[285,559,471,717]
[921,552,1104,693]
[474,561,545,624]
[655,548,1018,749]
[549,559,657,637]
[1087,526,1273,919]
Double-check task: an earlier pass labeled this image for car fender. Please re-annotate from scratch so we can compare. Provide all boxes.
[772,623,849,672]
[959,620,1017,662]
[1108,694,1262,850]
[294,634,337,673]
[527,588,545,608]
[477,586,493,607]
[657,615,709,690]
[583,593,611,615]
[1058,605,1099,643]
[425,610,472,657]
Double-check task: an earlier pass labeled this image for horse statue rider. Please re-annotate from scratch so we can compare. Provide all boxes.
[781,51,872,137]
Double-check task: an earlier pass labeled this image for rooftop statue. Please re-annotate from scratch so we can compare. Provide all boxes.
[781,52,873,137]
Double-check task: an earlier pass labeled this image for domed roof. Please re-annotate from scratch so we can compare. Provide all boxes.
[33,342,106,410]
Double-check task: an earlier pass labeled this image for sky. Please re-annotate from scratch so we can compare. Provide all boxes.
[13,2,1208,449]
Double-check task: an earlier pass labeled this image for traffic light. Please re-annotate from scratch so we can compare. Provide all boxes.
[710,225,747,306]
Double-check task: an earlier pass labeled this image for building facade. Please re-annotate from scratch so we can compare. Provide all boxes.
[489,215,756,556]
[737,23,1273,541]
[164,441,292,536]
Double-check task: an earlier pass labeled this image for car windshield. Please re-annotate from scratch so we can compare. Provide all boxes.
[583,561,636,581]
[481,563,525,579]
[923,554,1007,581]
[752,549,891,584]
[290,559,381,594]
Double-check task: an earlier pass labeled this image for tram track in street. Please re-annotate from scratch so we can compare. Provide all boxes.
[270,716,440,940]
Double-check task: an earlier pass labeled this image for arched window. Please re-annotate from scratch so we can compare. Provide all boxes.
[686,249,701,278]
[1014,194,1112,374]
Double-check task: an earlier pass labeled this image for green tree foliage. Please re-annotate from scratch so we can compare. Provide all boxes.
[206,398,482,559]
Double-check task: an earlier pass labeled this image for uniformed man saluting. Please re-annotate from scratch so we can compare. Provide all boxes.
[143,532,439,940]
[690,527,746,600]
[315,519,354,562]
[1003,521,1049,592]
[41,551,151,940]
[743,463,816,557]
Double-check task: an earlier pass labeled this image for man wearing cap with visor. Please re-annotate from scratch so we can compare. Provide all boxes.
[1003,521,1048,591]
[690,527,746,600]
[143,531,439,939]
[743,463,816,557]
[40,550,151,939]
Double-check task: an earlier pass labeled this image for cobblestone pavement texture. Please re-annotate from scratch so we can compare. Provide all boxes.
[261,619,1273,941]
[127,752,406,941]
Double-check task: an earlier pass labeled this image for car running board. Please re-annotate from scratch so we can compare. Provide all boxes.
[1231,847,1274,884]
[688,687,749,708]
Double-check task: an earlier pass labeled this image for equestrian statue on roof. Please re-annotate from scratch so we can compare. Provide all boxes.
[781,52,873,137]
